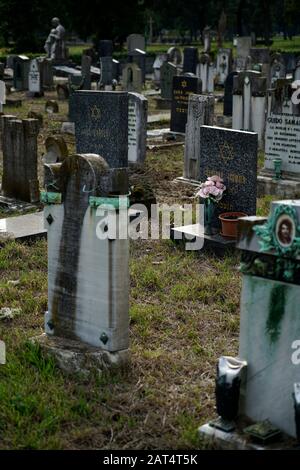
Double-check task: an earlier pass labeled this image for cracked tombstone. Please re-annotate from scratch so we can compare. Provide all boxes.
[36,152,130,374]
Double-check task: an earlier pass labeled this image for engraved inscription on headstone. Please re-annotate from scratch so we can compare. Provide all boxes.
[264,81,300,174]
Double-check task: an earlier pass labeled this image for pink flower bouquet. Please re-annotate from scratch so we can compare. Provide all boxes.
[195,175,226,202]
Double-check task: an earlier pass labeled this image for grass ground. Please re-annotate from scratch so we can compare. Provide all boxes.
[0,86,277,450]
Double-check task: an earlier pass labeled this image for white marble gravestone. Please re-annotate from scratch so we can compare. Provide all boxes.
[232,71,267,143]
[128,92,148,165]
[44,153,129,354]
[28,59,41,94]
[0,80,6,112]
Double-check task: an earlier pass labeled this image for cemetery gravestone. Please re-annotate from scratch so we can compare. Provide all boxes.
[44,136,68,164]
[72,90,128,168]
[216,48,232,85]
[128,92,148,165]
[13,55,30,91]
[28,59,42,96]
[81,54,92,90]
[183,94,214,181]
[258,80,300,198]
[197,53,214,93]
[223,71,238,116]
[183,47,198,74]
[236,36,252,71]
[232,71,267,143]
[100,57,113,87]
[40,152,129,370]
[160,62,177,100]
[270,53,286,85]
[127,34,145,54]
[129,49,146,83]
[167,47,182,66]
[0,80,6,112]
[236,200,300,438]
[122,63,142,93]
[1,116,39,202]
[98,40,113,57]
[199,125,258,229]
[170,75,202,133]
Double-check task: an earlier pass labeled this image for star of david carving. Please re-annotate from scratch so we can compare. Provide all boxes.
[91,105,101,119]
[219,142,235,163]
[181,80,187,88]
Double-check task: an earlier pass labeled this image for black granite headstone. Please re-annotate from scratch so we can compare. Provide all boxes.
[223,71,238,116]
[183,47,198,74]
[282,53,296,74]
[170,75,202,133]
[72,91,128,168]
[199,125,258,228]
[98,40,113,57]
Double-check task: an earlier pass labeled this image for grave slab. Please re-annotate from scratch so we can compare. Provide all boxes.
[0,211,45,241]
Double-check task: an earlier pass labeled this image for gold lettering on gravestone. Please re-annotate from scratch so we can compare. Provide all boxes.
[90,105,101,120]
[219,142,234,163]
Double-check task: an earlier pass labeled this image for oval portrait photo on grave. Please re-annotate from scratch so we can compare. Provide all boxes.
[275,213,296,248]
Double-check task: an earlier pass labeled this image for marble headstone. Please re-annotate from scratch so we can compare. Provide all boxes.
[128,92,148,165]
[28,59,41,94]
[263,80,300,175]
[44,153,129,352]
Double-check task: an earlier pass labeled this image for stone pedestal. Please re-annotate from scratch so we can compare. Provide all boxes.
[31,334,130,376]
[258,172,300,199]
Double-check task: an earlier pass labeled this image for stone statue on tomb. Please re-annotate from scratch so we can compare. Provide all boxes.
[44,17,66,60]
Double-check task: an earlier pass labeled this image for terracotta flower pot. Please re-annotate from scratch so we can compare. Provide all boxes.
[219,212,247,239]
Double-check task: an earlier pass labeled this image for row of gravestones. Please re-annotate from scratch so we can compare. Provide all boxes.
[1,86,300,442]
[41,90,300,443]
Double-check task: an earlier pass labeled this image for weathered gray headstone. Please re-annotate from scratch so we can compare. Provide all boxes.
[0,80,6,112]
[160,62,177,101]
[216,48,232,85]
[42,152,129,367]
[72,90,128,168]
[122,63,142,93]
[81,54,92,90]
[167,47,182,65]
[184,94,214,181]
[1,116,39,202]
[236,36,252,71]
[129,49,146,83]
[128,92,148,165]
[199,125,258,228]
[127,34,145,53]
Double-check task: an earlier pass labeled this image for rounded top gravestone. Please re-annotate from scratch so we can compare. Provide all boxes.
[44,136,69,164]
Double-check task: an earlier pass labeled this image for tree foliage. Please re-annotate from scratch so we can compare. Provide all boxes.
[0,0,299,52]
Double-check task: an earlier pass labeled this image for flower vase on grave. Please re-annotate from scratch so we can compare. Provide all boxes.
[204,198,215,236]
